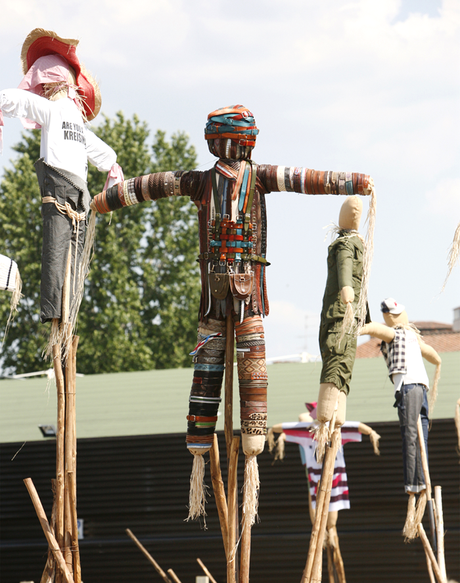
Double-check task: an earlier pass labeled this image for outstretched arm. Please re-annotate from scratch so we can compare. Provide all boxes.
[256,165,374,197]
[358,422,381,455]
[418,339,442,366]
[92,170,207,213]
[359,322,395,343]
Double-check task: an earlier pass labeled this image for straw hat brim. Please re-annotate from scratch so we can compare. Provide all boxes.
[21,28,101,120]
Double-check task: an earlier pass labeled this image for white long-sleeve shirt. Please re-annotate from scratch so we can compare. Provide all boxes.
[0,88,116,182]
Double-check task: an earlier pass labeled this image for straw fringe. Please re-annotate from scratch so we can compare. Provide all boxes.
[403,491,427,542]
[241,454,260,530]
[314,422,329,463]
[267,429,285,461]
[2,270,23,346]
[402,493,416,541]
[355,185,377,333]
[186,453,208,525]
[455,399,460,461]
[428,364,441,417]
[442,221,460,292]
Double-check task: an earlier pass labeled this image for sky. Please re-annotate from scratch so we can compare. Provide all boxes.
[1,0,459,362]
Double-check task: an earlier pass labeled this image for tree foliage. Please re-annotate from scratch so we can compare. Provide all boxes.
[0,113,200,375]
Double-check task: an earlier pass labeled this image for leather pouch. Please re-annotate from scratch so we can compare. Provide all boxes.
[209,273,230,299]
[229,272,254,300]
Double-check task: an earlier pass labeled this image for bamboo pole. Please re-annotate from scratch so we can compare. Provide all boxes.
[224,314,235,463]
[417,416,437,552]
[24,478,74,583]
[126,529,172,583]
[418,524,444,583]
[197,558,218,583]
[210,433,229,556]
[434,486,447,582]
[167,569,182,583]
[227,436,240,583]
[66,472,81,583]
[53,344,66,562]
[63,338,74,576]
[301,428,341,583]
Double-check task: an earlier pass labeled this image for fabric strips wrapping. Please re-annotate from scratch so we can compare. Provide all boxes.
[187,318,226,451]
[235,315,267,437]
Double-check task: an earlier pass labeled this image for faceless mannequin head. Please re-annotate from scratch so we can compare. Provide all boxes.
[339,195,363,231]
[298,412,314,423]
[381,297,409,328]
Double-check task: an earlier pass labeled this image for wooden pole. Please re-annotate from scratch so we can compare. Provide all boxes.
[197,558,218,583]
[326,544,335,583]
[417,416,437,552]
[23,478,74,583]
[418,523,444,583]
[434,486,447,582]
[227,436,240,583]
[239,456,253,583]
[301,428,341,583]
[224,314,235,463]
[167,569,182,583]
[210,433,229,556]
[53,344,66,562]
[40,480,57,583]
[331,531,346,583]
[125,528,172,583]
[426,555,436,583]
[66,472,81,583]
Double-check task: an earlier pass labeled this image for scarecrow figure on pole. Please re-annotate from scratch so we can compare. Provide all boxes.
[0,28,123,351]
[92,104,375,539]
[268,401,381,583]
[359,298,442,541]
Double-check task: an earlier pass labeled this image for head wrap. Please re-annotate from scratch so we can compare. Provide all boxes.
[205,105,259,146]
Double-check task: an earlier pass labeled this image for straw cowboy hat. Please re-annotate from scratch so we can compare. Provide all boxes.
[20,28,101,120]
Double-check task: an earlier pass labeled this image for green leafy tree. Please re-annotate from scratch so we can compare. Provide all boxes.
[0,113,200,375]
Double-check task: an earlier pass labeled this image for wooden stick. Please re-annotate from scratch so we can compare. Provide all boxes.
[326,543,335,583]
[210,433,229,556]
[53,343,66,556]
[23,478,74,583]
[197,557,218,583]
[64,339,74,575]
[331,531,346,583]
[301,428,341,583]
[40,480,58,583]
[426,555,436,583]
[67,472,81,583]
[224,314,235,463]
[125,528,171,583]
[434,486,447,582]
[418,523,444,583]
[239,456,253,583]
[167,569,182,583]
[227,436,240,583]
[417,416,437,552]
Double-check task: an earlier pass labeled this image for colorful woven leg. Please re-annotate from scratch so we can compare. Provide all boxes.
[186,318,226,521]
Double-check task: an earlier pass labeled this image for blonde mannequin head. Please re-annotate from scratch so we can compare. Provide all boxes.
[339,195,363,231]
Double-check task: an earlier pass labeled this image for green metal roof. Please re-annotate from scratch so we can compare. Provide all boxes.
[0,352,458,443]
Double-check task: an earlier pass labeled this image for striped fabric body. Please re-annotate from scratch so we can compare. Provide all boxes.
[282,421,362,511]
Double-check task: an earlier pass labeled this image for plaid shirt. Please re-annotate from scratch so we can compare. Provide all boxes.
[380,328,407,382]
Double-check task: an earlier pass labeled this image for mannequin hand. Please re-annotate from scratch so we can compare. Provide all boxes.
[341,286,354,304]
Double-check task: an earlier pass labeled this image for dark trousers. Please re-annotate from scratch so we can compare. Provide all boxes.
[396,383,429,493]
